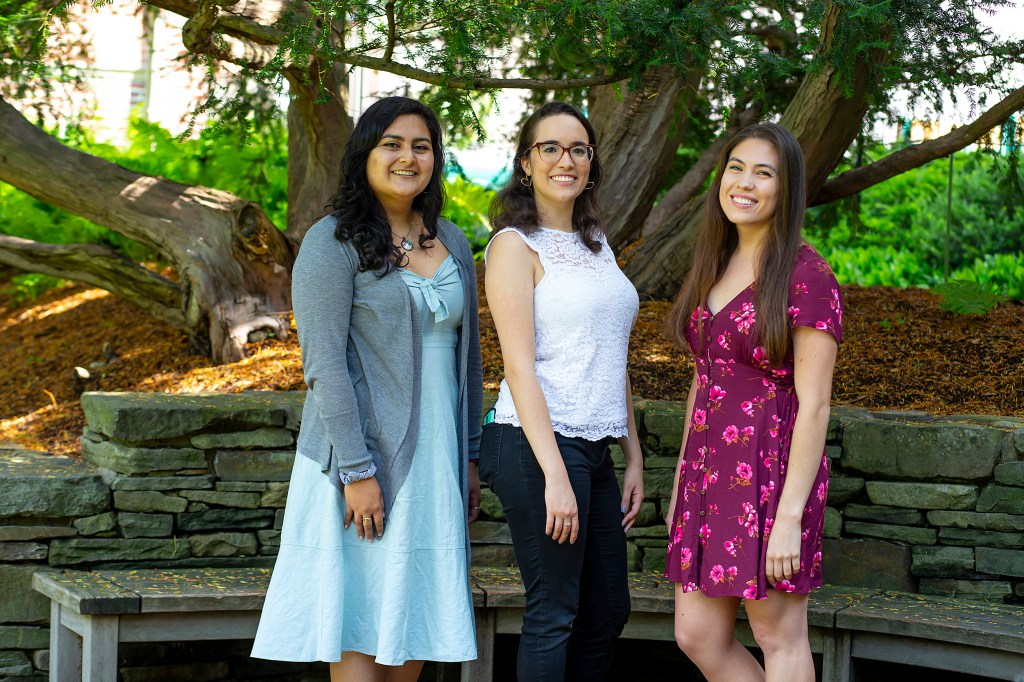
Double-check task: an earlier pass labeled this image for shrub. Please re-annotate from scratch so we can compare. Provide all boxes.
[950,252,1024,300]
[811,244,941,289]
[442,175,494,257]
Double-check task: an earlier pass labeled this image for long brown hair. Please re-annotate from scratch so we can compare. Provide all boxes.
[488,101,605,253]
[667,122,807,365]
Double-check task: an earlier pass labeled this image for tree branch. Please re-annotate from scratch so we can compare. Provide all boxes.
[146,0,629,90]
[0,235,186,328]
[382,1,396,64]
[642,102,762,235]
[812,84,1024,205]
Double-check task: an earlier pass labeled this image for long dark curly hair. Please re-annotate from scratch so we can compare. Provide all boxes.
[329,96,446,274]
[488,101,604,253]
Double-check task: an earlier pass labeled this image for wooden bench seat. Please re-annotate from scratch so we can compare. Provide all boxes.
[33,567,1024,681]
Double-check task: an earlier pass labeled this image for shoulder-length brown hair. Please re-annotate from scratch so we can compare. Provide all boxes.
[667,122,807,365]
[488,101,605,253]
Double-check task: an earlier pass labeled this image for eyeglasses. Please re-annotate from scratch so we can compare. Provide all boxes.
[527,142,595,165]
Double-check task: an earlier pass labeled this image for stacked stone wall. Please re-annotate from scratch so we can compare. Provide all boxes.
[0,390,1022,680]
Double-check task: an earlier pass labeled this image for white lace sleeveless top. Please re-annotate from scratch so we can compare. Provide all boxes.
[485,226,639,440]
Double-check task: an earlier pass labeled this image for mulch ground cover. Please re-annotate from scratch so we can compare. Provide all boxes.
[2,266,1021,456]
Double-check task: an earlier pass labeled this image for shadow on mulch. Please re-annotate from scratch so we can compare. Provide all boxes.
[2,270,1021,457]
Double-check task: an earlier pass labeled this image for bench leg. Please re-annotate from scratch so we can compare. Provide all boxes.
[50,602,82,682]
[463,608,495,682]
[80,615,118,682]
[821,630,852,682]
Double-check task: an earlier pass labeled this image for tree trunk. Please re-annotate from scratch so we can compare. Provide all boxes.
[284,54,353,242]
[641,102,763,237]
[589,66,702,249]
[622,1,881,299]
[0,97,293,363]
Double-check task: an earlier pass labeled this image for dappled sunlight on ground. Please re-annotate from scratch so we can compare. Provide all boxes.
[1,268,1021,456]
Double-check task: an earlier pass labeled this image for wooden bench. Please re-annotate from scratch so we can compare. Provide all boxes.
[33,567,1024,681]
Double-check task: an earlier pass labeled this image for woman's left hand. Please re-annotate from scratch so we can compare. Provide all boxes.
[765,515,802,586]
[620,461,644,531]
[468,461,482,524]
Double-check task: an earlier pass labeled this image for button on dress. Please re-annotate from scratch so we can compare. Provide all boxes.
[666,245,843,599]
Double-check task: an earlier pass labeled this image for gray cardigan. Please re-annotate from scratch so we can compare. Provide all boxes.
[292,214,483,515]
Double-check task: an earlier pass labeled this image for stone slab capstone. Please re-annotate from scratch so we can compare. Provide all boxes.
[80,391,305,443]
[843,418,1004,481]
[0,450,108,517]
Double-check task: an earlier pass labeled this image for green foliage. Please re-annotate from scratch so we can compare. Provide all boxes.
[442,176,494,257]
[0,0,86,106]
[0,116,290,302]
[0,272,69,307]
[68,116,290,229]
[807,149,1024,275]
[0,181,156,261]
[952,252,1024,300]
[933,280,1010,315]
[812,244,942,289]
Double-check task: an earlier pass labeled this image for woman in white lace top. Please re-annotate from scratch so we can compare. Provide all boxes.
[478,101,645,681]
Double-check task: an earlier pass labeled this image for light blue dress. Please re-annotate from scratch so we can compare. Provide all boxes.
[252,255,476,665]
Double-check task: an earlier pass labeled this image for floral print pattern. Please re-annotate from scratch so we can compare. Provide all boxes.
[666,245,843,600]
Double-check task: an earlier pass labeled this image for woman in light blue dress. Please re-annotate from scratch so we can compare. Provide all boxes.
[251,97,483,682]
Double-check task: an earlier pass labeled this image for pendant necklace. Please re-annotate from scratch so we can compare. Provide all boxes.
[393,219,416,252]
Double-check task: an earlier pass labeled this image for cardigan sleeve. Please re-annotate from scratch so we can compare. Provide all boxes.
[291,220,374,475]
[463,243,483,462]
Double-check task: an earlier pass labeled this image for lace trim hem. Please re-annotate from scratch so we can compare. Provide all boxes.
[493,415,627,442]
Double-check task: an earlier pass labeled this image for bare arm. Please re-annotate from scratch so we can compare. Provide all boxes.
[666,371,699,530]
[617,373,645,530]
[765,326,838,585]
[485,231,579,544]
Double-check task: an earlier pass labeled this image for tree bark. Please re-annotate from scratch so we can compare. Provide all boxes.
[0,97,293,363]
[622,1,883,299]
[641,103,763,237]
[284,59,353,241]
[812,84,1024,205]
[0,236,184,327]
[589,66,702,249]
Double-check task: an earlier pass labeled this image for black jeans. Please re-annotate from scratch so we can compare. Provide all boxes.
[479,423,631,682]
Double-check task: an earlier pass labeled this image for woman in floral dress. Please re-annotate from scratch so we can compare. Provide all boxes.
[664,122,843,682]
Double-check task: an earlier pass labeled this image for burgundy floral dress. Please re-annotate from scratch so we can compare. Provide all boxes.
[666,244,843,599]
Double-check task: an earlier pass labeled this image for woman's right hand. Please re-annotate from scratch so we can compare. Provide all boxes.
[545,476,579,544]
[343,476,385,541]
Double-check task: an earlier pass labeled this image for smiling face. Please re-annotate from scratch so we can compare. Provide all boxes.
[366,114,434,209]
[718,137,781,234]
[520,114,592,222]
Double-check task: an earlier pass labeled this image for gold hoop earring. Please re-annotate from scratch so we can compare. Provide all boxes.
[520,176,532,187]
[584,181,595,190]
